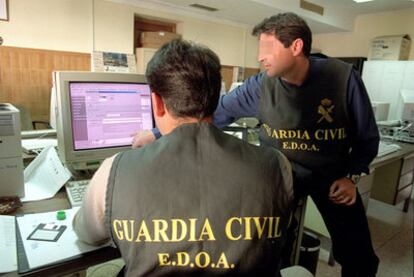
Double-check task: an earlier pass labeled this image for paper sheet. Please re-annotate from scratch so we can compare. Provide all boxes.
[21,138,57,151]
[16,208,102,269]
[0,215,17,273]
[21,146,71,202]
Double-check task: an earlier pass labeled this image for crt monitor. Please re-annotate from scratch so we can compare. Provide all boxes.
[397,91,414,122]
[53,71,153,171]
[371,101,390,121]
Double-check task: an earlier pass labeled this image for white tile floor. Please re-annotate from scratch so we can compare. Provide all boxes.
[317,199,414,277]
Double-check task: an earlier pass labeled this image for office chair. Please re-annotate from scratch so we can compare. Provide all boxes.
[15,105,51,130]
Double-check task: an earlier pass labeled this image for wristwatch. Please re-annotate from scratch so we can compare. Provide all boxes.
[348,174,361,184]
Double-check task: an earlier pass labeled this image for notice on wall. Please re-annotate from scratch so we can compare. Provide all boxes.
[92,51,137,73]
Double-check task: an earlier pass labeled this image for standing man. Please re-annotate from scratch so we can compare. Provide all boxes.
[133,13,380,277]
[73,39,303,276]
[214,13,380,277]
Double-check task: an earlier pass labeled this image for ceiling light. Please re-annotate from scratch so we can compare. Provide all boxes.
[189,4,218,12]
[353,0,374,3]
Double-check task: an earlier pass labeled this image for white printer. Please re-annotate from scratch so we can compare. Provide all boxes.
[0,103,24,197]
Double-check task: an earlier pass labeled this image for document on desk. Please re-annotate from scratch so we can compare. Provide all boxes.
[0,215,17,273]
[16,207,103,271]
[21,146,71,202]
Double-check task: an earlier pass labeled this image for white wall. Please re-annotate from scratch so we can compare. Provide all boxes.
[313,8,414,60]
[0,0,92,53]
[94,0,260,67]
[3,1,414,68]
[362,61,414,120]
[0,0,260,67]
[93,0,134,54]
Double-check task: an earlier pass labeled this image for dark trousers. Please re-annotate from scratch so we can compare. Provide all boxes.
[309,188,379,277]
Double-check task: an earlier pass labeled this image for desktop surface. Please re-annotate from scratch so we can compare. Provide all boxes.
[377,141,401,157]
[8,136,414,276]
[6,190,120,277]
[21,129,57,139]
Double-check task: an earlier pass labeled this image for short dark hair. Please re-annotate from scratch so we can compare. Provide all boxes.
[145,39,221,119]
[252,12,312,57]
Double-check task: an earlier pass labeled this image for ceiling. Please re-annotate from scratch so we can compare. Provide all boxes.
[114,0,414,33]
[327,0,414,15]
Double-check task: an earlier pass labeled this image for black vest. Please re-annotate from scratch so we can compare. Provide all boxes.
[105,123,292,277]
[258,58,352,182]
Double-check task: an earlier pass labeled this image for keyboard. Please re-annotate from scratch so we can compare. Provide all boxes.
[65,180,90,207]
[377,142,401,157]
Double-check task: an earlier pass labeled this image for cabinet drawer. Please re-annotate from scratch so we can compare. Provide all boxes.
[398,171,413,190]
[401,157,414,175]
[358,173,374,195]
[360,191,370,211]
[395,185,413,204]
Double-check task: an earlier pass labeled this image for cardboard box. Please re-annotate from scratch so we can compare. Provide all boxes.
[140,31,181,48]
[368,34,411,60]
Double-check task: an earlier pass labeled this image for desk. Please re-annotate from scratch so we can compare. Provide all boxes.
[306,141,414,241]
[5,190,120,277]
[370,142,414,212]
[13,137,413,274]
[303,141,414,263]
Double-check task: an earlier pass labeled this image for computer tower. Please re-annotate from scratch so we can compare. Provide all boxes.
[0,103,25,197]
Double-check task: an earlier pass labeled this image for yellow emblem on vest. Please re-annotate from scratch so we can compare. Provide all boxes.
[317,98,334,123]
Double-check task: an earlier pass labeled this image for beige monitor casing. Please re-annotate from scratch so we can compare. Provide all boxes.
[53,71,148,172]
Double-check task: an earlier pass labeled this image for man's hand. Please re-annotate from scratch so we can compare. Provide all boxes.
[131,130,156,148]
[329,177,357,206]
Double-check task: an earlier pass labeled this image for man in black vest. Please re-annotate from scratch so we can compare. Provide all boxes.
[133,13,380,277]
[214,13,380,277]
[73,39,307,276]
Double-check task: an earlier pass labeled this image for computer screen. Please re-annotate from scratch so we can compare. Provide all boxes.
[53,71,153,171]
[69,82,152,150]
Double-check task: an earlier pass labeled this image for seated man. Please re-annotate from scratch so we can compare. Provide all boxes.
[73,39,298,276]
